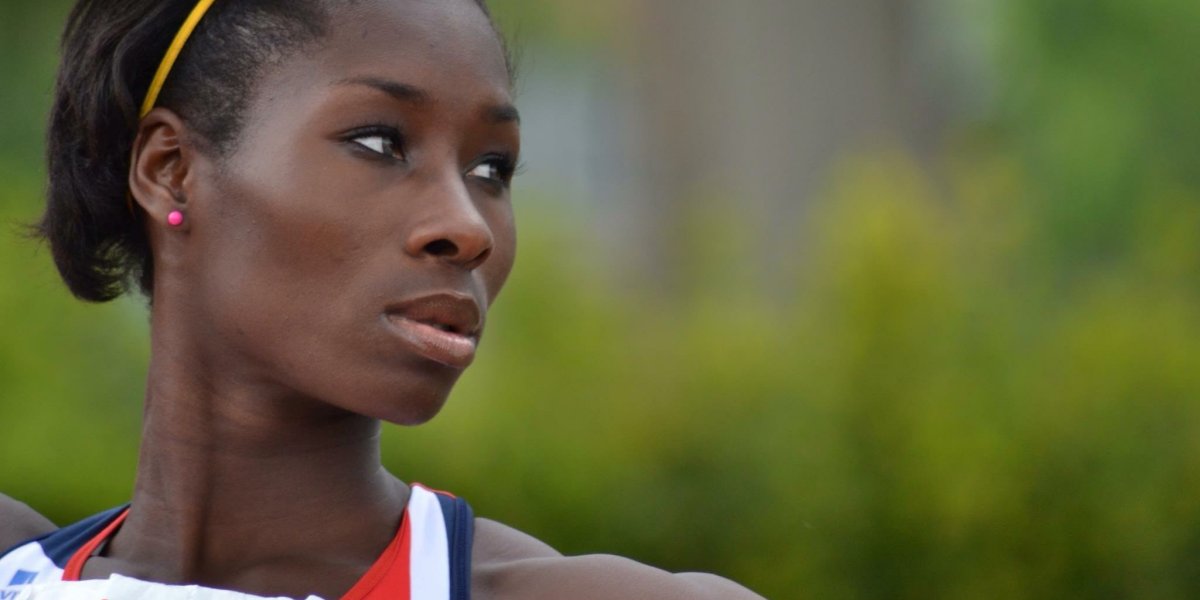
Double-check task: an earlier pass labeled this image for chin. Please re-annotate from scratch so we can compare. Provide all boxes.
[293,339,468,425]
[379,395,452,426]
[354,364,462,426]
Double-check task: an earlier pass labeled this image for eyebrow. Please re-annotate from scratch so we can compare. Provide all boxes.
[336,75,520,126]
[335,76,431,104]
[485,104,521,125]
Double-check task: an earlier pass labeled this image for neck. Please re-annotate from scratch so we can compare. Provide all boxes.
[99,305,407,592]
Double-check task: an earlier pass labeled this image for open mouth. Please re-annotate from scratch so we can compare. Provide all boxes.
[424,321,461,334]
[383,293,483,369]
[384,315,478,369]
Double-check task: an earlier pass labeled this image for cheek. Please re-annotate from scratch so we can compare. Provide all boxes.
[192,160,376,365]
[483,205,517,302]
[211,188,358,293]
[204,132,383,280]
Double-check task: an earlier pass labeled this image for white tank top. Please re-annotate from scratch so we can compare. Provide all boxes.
[0,485,473,600]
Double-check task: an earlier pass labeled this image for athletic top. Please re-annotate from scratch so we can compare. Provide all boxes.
[0,485,474,600]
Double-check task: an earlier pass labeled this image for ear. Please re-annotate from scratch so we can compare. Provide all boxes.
[129,108,196,227]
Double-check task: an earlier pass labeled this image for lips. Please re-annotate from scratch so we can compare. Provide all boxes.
[384,293,483,369]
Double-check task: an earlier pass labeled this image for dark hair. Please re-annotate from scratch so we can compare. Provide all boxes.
[40,0,500,302]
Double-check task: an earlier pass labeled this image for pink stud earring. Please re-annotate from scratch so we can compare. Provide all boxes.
[167,210,185,228]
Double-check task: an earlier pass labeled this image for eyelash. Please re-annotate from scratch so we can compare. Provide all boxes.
[345,124,520,188]
[345,125,406,161]
[471,154,520,188]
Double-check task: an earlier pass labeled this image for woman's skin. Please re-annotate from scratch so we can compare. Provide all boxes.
[0,1,762,599]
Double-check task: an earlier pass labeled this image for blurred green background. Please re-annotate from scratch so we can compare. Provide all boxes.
[3,1,1200,598]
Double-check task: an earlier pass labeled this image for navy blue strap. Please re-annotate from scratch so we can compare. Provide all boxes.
[435,493,474,600]
[0,506,127,567]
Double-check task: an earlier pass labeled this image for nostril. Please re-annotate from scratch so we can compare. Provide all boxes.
[415,231,492,270]
[424,239,458,257]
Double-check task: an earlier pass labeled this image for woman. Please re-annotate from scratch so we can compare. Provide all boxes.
[0,1,763,599]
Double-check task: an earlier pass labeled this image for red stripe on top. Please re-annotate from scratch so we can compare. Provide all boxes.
[62,507,131,581]
[341,506,412,600]
[58,506,413,600]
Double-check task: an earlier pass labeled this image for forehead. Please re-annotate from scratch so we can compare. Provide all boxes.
[252,0,511,110]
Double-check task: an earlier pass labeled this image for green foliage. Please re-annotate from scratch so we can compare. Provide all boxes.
[0,166,145,518]
[998,0,1200,264]
[2,1,1200,599]
[484,0,628,55]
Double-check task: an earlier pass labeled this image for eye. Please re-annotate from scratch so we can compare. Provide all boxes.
[466,156,517,187]
[469,162,502,181]
[346,126,405,161]
[355,135,390,155]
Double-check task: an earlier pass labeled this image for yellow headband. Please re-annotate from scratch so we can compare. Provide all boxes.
[139,0,218,117]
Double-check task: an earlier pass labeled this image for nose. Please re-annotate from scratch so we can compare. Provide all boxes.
[403,178,494,271]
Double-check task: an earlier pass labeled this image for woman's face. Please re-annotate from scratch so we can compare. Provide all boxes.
[176,0,518,424]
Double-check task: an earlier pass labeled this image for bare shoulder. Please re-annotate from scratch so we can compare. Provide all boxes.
[472,518,765,600]
[0,494,55,553]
